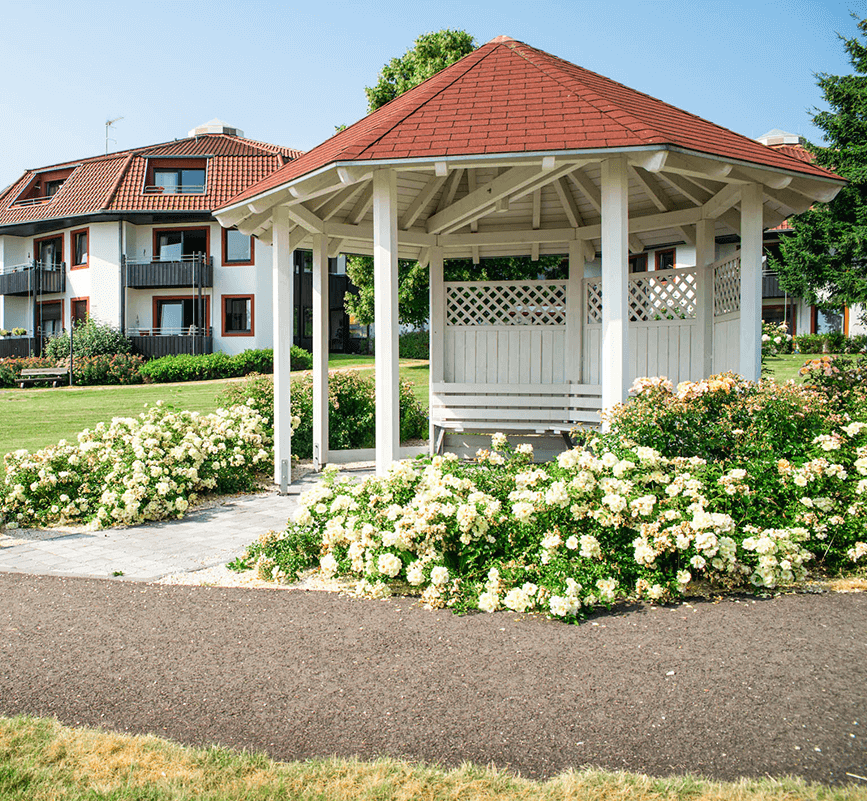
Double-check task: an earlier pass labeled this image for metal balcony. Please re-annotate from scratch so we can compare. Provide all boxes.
[124,255,213,289]
[0,261,66,296]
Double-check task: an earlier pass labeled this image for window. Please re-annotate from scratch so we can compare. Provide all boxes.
[37,300,63,337]
[34,234,63,268]
[222,294,254,336]
[222,228,254,265]
[655,249,676,271]
[153,296,210,333]
[629,253,648,273]
[71,297,89,325]
[14,168,73,206]
[153,228,209,261]
[71,228,88,268]
[145,159,207,194]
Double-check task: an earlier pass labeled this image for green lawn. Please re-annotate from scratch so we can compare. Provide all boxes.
[763,353,815,384]
[0,357,430,458]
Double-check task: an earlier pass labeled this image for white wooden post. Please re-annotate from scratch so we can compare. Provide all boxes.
[740,183,763,382]
[566,239,585,384]
[312,233,329,469]
[429,245,445,452]
[272,206,294,487]
[373,169,400,473]
[695,218,716,379]
[600,156,629,417]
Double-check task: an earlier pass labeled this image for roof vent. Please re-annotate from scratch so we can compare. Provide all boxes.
[756,128,800,147]
[188,118,244,138]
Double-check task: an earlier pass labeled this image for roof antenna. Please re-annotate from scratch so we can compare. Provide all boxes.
[105,116,124,154]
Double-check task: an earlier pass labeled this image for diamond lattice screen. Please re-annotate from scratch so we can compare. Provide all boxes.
[628,270,697,321]
[445,282,567,326]
[714,255,741,316]
[585,279,603,324]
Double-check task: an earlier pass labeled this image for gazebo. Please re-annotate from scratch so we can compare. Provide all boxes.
[214,36,844,480]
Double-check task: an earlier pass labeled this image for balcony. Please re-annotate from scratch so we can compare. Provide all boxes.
[127,326,213,358]
[124,255,213,289]
[0,261,66,296]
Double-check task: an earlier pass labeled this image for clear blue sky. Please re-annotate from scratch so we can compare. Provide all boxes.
[1,0,864,190]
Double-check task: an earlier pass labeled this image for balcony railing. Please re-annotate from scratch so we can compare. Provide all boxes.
[124,255,213,289]
[127,327,213,358]
[143,185,207,195]
[0,261,66,296]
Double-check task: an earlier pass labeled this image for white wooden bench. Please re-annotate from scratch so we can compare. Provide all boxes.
[430,382,602,454]
[18,364,69,388]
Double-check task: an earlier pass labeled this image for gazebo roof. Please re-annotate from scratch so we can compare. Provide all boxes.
[216,36,843,260]
[222,35,838,212]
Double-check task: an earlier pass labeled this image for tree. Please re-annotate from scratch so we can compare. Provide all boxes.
[773,15,867,321]
[364,29,477,113]
[345,30,567,328]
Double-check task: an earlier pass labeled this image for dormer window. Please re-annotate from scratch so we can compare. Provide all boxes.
[144,158,207,195]
[13,167,74,206]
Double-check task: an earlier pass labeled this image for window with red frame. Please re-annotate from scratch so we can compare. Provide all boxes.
[71,229,88,268]
[655,249,675,271]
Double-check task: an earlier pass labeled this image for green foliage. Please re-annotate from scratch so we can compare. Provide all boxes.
[773,16,867,320]
[71,354,145,386]
[399,330,429,359]
[217,370,428,459]
[603,373,845,463]
[798,354,867,414]
[44,318,131,360]
[364,29,477,112]
[139,348,309,383]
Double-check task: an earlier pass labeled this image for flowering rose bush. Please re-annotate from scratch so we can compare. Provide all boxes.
[0,401,275,529]
[237,414,867,619]
[604,373,842,463]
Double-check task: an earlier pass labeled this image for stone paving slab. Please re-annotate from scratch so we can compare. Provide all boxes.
[0,470,372,581]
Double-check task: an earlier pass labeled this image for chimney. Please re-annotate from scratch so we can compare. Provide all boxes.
[188,119,243,138]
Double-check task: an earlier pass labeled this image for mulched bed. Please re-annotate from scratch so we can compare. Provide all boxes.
[0,572,864,785]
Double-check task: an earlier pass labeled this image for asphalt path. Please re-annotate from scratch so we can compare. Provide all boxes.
[0,572,865,785]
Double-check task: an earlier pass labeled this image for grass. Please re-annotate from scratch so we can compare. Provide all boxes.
[1,716,864,801]
[0,358,430,458]
[764,353,814,384]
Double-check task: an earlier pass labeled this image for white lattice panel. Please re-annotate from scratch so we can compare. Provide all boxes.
[714,255,741,317]
[585,279,602,325]
[445,281,567,326]
[627,269,697,322]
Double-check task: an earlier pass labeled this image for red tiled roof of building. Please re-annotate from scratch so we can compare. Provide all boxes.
[768,142,816,164]
[222,36,841,210]
[0,134,301,228]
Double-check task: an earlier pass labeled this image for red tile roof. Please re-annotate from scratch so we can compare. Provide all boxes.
[0,134,301,228]
[221,36,841,209]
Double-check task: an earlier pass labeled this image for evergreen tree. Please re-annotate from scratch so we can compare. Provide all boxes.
[773,16,867,320]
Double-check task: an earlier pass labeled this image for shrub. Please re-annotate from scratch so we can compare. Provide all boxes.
[236,418,867,617]
[761,320,792,360]
[139,347,310,383]
[399,330,429,359]
[45,319,131,360]
[217,370,428,459]
[602,373,841,464]
[798,355,867,415]
[71,354,145,386]
[0,402,275,529]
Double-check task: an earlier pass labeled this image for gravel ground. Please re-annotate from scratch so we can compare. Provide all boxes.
[0,572,864,785]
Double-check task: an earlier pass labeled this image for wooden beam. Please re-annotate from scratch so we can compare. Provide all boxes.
[740,183,764,382]
[629,234,644,254]
[553,176,584,228]
[629,165,674,211]
[288,170,347,201]
[663,152,732,180]
[312,233,329,470]
[399,174,447,230]
[627,150,668,173]
[216,205,250,228]
[286,204,325,234]
[347,186,373,224]
[532,188,542,229]
[702,183,742,219]
[435,168,464,213]
[567,169,602,214]
[337,166,373,185]
[531,242,540,261]
[237,210,274,236]
[657,171,713,205]
[468,170,479,233]
[313,182,366,221]
[327,238,344,258]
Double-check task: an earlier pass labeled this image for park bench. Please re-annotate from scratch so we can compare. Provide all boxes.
[18,362,70,388]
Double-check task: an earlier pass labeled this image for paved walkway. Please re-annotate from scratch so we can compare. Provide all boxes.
[0,471,371,580]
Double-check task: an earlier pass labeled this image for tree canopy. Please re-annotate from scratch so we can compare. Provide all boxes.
[773,16,867,319]
[364,29,477,113]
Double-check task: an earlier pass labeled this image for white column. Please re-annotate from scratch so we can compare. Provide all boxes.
[373,169,400,474]
[428,245,445,452]
[600,156,629,416]
[740,183,763,382]
[695,218,716,379]
[566,239,585,384]
[312,233,329,469]
[272,206,294,487]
